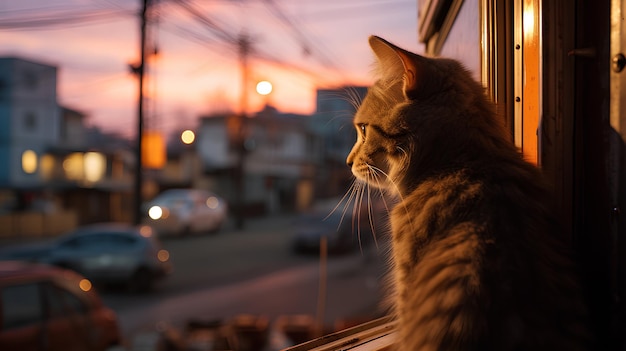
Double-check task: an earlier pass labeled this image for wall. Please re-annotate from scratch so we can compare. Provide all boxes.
[0,210,77,239]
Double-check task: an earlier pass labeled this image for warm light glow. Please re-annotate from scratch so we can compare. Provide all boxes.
[157,249,170,262]
[63,153,84,180]
[148,206,163,220]
[206,196,219,209]
[22,150,38,174]
[79,279,92,292]
[181,130,195,144]
[139,225,153,238]
[142,131,166,169]
[256,81,273,96]
[523,1,535,40]
[84,152,106,183]
[40,154,55,180]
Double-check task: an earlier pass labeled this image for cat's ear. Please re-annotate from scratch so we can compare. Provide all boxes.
[368,35,427,99]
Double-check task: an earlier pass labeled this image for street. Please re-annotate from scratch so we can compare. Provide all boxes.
[102,214,392,350]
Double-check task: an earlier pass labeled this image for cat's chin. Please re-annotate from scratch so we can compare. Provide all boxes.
[353,175,393,192]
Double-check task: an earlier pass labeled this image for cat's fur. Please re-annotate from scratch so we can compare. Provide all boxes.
[346,36,589,350]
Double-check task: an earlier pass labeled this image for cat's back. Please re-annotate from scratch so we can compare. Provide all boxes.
[390,159,590,350]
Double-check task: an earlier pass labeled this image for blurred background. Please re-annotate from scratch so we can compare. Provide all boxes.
[0,0,418,229]
[0,1,416,350]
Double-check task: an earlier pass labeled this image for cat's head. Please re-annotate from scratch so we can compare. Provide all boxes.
[347,36,502,196]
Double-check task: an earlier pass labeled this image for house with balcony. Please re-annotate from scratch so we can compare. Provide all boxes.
[0,57,134,238]
[0,57,60,192]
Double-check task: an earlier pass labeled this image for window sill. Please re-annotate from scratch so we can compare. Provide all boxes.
[283,316,396,351]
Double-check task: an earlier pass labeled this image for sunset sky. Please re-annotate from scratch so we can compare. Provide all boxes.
[0,0,420,138]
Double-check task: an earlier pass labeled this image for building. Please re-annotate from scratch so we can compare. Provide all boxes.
[192,88,368,217]
[310,86,368,198]
[0,57,134,236]
[196,105,316,216]
[0,57,60,191]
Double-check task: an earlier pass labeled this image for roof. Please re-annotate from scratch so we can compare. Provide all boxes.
[0,56,58,69]
[0,260,65,281]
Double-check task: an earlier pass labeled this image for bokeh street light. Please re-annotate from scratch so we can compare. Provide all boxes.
[256,80,273,96]
[181,129,195,144]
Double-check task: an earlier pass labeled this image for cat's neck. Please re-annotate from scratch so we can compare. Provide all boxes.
[398,145,527,198]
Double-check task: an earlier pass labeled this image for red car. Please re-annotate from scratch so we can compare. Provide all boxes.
[0,261,121,351]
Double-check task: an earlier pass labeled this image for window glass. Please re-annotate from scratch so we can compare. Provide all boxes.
[439,0,481,82]
[1,284,43,329]
[44,284,87,319]
[60,233,136,250]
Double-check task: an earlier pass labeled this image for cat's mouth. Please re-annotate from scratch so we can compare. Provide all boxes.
[352,163,391,190]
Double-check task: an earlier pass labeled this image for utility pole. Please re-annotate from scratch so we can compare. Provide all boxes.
[239,33,250,117]
[133,0,149,225]
[233,32,250,229]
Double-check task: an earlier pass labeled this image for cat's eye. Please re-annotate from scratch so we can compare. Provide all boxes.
[359,124,367,139]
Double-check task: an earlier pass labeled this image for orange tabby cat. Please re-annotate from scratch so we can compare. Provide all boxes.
[347,36,589,350]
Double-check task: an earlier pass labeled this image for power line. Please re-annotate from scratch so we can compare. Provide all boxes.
[261,0,339,69]
[297,1,414,22]
[167,0,238,44]
[163,0,337,83]
[261,0,378,83]
[0,8,133,30]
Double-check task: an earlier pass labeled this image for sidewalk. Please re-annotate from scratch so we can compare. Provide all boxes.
[115,245,388,351]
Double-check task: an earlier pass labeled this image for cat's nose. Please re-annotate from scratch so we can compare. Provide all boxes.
[346,149,356,167]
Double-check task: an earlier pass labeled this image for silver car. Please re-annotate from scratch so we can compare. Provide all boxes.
[144,189,228,237]
[42,223,172,292]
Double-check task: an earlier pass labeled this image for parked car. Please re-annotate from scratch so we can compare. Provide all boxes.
[0,260,121,351]
[291,210,376,255]
[0,241,54,262]
[40,223,172,292]
[144,189,228,237]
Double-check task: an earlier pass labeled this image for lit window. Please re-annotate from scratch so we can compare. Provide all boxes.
[40,154,55,180]
[84,152,106,183]
[22,150,38,174]
[63,153,84,180]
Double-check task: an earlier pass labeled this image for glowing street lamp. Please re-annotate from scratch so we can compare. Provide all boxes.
[256,80,273,96]
[181,129,195,145]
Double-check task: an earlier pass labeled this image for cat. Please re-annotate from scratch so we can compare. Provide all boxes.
[346,36,590,350]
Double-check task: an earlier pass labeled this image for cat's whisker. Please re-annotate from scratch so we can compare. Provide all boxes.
[326,179,358,220]
[368,164,416,232]
[367,165,394,236]
[373,178,393,227]
[338,180,361,232]
[327,179,363,236]
[396,146,409,160]
[355,181,366,254]
[324,112,357,130]
[343,86,364,111]
[352,181,364,243]
[365,173,380,251]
